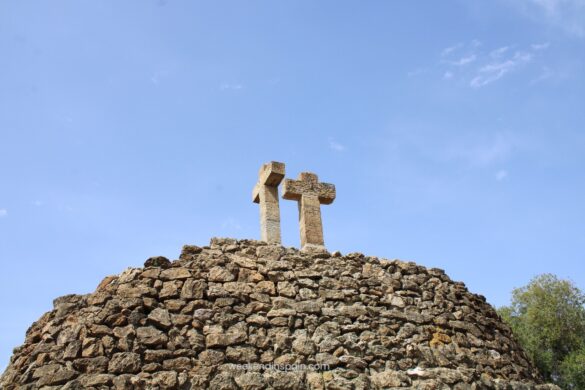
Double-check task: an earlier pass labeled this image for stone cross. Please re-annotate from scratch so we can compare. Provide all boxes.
[282,172,336,249]
[252,161,285,244]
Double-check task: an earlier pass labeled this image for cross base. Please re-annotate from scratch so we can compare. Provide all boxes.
[300,243,330,256]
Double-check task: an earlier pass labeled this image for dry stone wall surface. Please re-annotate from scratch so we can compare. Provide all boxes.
[1,238,559,389]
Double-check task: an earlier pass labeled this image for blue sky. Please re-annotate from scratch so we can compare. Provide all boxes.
[1,0,584,369]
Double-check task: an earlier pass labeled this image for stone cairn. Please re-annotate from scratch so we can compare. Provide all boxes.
[0,163,559,389]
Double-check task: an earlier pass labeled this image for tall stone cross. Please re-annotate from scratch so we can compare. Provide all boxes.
[252,161,285,244]
[282,172,336,249]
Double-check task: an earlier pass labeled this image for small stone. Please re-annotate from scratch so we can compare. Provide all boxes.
[277,281,296,297]
[198,349,225,366]
[209,372,238,390]
[162,357,192,371]
[205,329,247,347]
[144,256,171,268]
[141,268,161,279]
[118,268,141,283]
[193,308,214,320]
[315,352,339,368]
[306,372,324,389]
[257,281,276,295]
[267,308,296,317]
[294,300,323,314]
[180,245,203,259]
[36,367,78,387]
[181,279,207,299]
[81,337,103,357]
[147,307,172,329]
[239,268,264,282]
[263,370,305,389]
[338,355,367,369]
[63,340,81,360]
[79,373,114,386]
[299,288,317,300]
[232,255,258,269]
[390,295,405,308]
[96,275,118,291]
[371,370,409,387]
[136,326,168,347]
[152,371,178,387]
[226,346,258,363]
[339,303,368,318]
[72,357,109,374]
[107,352,141,374]
[160,267,191,280]
[144,349,173,362]
[430,332,452,348]
[164,298,186,312]
[235,372,266,390]
[208,266,236,282]
[160,280,182,299]
[224,281,253,295]
[246,314,268,326]
[117,284,157,298]
[89,324,112,336]
[292,335,316,355]
[33,364,61,379]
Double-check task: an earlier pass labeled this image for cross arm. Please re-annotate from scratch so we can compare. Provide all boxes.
[282,177,336,204]
[252,161,285,203]
[282,178,303,201]
[317,182,336,204]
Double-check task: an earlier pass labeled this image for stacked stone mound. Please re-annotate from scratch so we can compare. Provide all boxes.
[1,238,559,390]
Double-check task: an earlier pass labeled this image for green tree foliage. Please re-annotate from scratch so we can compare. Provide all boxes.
[498,274,585,389]
[560,348,585,389]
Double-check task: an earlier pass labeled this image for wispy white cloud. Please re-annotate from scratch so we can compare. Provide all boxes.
[529,66,555,84]
[496,169,509,181]
[490,46,510,58]
[440,43,477,67]
[220,83,244,91]
[470,39,482,48]
[508,0,585,38]
[451,54,477,66]
[438,41,549,88]
[0,209,7,217]
[470,51,533,88]
[441,43,463,57]
[328,138,346,152]
[531,42,551,50]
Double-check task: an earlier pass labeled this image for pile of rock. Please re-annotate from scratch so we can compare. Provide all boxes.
[0,238,559,389]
